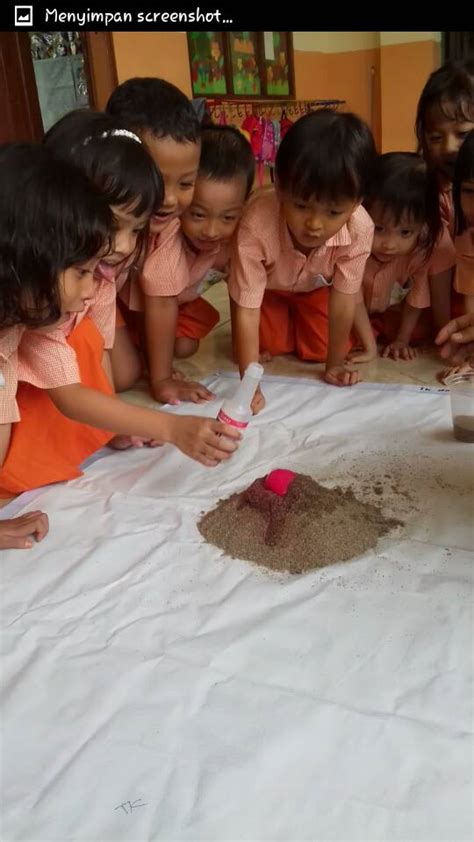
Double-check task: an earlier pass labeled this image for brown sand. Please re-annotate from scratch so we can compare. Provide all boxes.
[453,415,474,442]
[198,474,402,575]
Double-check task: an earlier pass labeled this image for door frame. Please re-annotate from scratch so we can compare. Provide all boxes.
[0,31,118,142]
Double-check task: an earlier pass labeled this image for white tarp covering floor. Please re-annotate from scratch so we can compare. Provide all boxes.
[1,374,473,842]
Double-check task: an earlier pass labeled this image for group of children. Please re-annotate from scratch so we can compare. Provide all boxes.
[0,59,473,549]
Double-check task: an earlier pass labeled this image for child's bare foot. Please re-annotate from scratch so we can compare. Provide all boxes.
[171,368,187,381]
[346,345,378,363]
[259,350,273,363]
[109,435,164,450]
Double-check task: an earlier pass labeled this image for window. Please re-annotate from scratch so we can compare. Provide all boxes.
[188,31,295,99]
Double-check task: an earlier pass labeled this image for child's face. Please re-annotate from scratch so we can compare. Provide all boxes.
[111,203,149,263]
[97,203,149,279]
[180,175,248,252]
[369,204,422,262]
[460,180,474,228]
[280,192,358,253]
[142,133,201,235]
[423,103,474,183]
[59,256,101,318]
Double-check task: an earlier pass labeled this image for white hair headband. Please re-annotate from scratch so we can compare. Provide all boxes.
[100,129,142,144]
[83,129,142,146]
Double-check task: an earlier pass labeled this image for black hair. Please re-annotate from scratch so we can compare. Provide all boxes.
[198,125,255,198]
[44,109,163,269]
[364,152,441,255]
[415,59,474,155]
[453,129,474,235]
[106,77,201,144]
[0,143,111,329]
[275,108,376,203]
[44,109,163,218]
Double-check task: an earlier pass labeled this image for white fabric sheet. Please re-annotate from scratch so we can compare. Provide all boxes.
[1,375,473,842]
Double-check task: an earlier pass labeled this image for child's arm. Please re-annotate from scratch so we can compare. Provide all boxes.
[0,423,11,467]
[382,301,420,361]
[48,384,240,467]
[348,299,378,363]
[327,210,374,385]
[421,223,456,333]
[464,294,474,314]
[233,303,265,414]
[0,511,49,550]
[144,294,214,405]
[429,268,454,333]
[102,350,115,389]
[326,290,360,386]
[18,326,239,465]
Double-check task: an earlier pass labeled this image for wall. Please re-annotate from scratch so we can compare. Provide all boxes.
[293,32,380,135]
[112,31,192,95]
[111,31,441,151]
[379,32,441,152]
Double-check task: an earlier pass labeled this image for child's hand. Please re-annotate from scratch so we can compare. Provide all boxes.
[152,377,214,406]
[325,364,361,387]
[436,313,474,364]
[170,416,241,467]
[346,344,378,363]
[251,385,266,415]
[438,362,474,384]
[109,435,164,450]
[382,340,416,361]
[0,511,49,550]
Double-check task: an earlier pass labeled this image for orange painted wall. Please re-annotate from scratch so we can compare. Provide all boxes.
[327,49,381,145]
[380,39,441,152]
[293,50,327,99]
[293,48,381,147]
[112,32,192,95]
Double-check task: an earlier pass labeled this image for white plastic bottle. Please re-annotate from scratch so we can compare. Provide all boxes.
[217,363,264,429]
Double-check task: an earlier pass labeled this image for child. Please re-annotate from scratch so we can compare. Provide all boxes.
[43,109,161,393]
[134,125,255,405]
[0,145,62,548]
[228,108,376,412]
[0,144,240,500]
[106,77,213,404]
[416,59,474,234]
[0,141,109,501]
[437,131,474,381]
[352,152,456,362]
[452,130,474,314]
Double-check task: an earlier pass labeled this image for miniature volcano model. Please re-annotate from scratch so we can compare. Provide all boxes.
[199,470,401,574]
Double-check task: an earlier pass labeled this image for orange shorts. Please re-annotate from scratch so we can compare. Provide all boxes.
[259,287,353,362]
[176,296,220,340]
[116,296,219,348]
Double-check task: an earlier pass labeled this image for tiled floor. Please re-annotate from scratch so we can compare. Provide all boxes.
[124,282,444,409]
